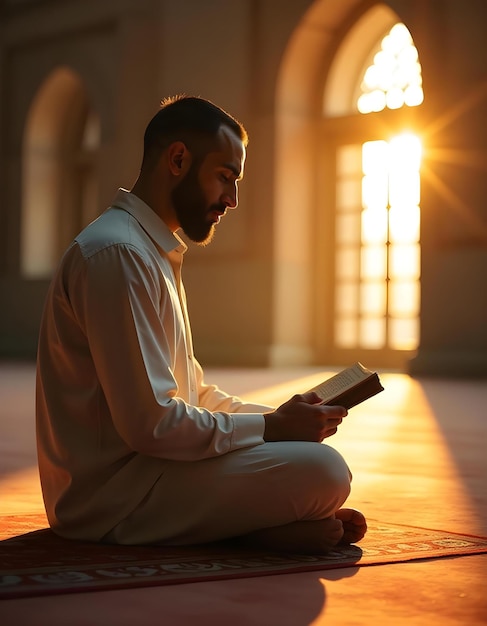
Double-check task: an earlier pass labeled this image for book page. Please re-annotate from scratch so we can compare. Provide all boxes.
[309,363,371,402]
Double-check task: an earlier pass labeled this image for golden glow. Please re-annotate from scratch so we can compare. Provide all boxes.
[362,140,388,173]
[390,133,422,164]
[390,243,420,279]
[361,207,388,243]
[337,144,363,174]
[362,178,389,212]
[421,158,487,244]
[390,281,420,315]
[389,205,420,243]
[418,80,487,244]
[336,213,361,244]
[389,318,419,350]
[360,318,385,348]
[389,136,422,215]
[361,246,387,279]
[336,283,358,313]
[336,248,360,279]
[360,282,386,315]
[337,179,362,210]
[358,23,424,114]
[335,133,422,352]
[335,318,357,348]
[2,368,485,555]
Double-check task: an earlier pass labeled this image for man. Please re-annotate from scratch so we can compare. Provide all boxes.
[36,95,366,553]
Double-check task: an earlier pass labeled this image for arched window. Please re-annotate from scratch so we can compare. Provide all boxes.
[321,9,424,367]
[21,66,100,278]
[357,23,423,114]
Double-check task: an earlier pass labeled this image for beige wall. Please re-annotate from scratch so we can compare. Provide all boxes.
[0,0,486,376]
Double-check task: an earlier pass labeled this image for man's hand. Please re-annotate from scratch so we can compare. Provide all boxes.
[263,392,347,443]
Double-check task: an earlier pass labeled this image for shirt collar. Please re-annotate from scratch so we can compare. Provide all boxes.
[111,188,187,255]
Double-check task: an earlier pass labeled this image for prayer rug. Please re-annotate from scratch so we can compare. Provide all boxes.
[1,514,487,600]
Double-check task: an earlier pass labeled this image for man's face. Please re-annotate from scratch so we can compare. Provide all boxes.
[171,126,245,245]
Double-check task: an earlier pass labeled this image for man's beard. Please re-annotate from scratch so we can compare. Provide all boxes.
[171,164,225,246]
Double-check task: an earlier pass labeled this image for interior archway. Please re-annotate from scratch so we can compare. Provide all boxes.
[273,0,368,365]
[21,66,99,278]
[274,1,413,367]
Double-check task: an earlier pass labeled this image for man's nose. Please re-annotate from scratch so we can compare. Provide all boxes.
[223,185,238,209]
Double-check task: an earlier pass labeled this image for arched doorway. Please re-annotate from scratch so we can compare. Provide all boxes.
[275,1,423,369]
[21,66,100,278]
[320,11,424,368]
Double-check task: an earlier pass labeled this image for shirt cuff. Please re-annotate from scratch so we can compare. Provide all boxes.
[230,413,266,450]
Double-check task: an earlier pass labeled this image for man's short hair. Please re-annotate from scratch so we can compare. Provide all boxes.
[142,95,248,168]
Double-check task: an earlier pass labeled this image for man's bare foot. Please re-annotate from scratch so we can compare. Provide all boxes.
[237,509,366,554]
[238,517,345,554]
[335,508,367,544]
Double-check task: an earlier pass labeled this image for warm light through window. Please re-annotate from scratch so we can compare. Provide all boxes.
[357,23,423,115]
[334,133,422,352]
[332,21,423,358]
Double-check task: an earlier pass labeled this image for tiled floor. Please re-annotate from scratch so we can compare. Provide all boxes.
[1,361,486,625]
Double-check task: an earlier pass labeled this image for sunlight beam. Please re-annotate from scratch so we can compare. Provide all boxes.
[421,162,487,244]
[422,80,487,140]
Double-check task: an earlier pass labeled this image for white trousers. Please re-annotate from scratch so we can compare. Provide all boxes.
[104,441,352,545]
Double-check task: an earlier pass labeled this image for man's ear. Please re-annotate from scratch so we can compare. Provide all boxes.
[167,141,192,176]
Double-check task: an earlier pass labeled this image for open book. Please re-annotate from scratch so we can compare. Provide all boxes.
[307,362,384,409]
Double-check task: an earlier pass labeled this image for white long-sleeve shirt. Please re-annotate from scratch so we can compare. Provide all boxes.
[36,189,271,540]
